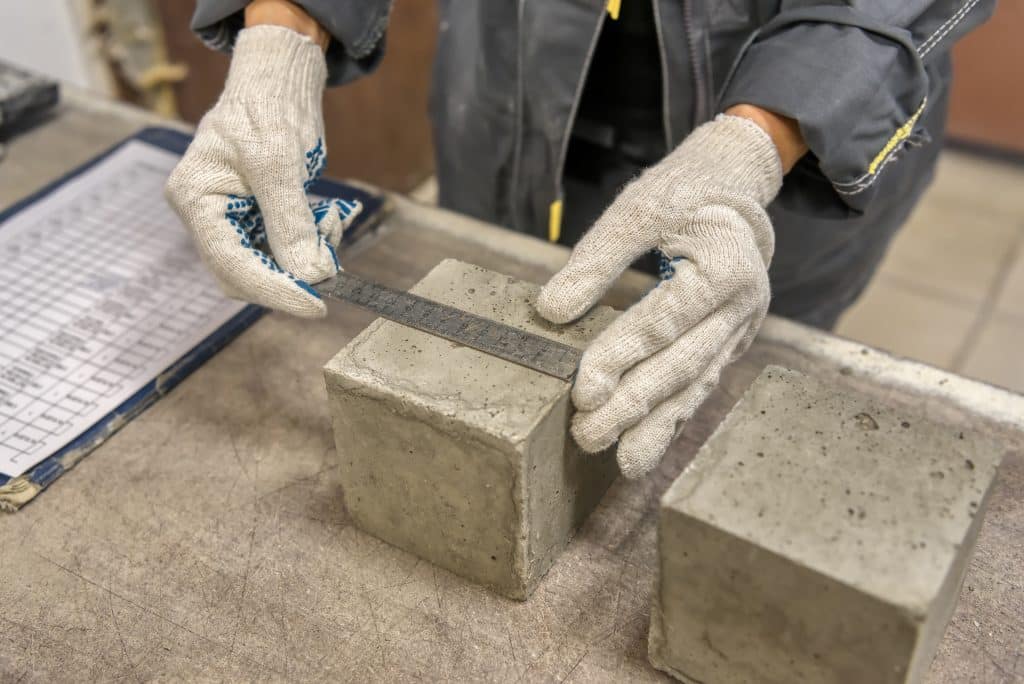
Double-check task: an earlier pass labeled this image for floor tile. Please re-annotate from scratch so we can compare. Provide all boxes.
[928,152,1024,222]
[877,191,1020,304]
[993,250,1024,319]
[835,274,979,370]
[959,314,1024,394]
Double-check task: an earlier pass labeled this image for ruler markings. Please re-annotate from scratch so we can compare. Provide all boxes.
[315,272,581,381]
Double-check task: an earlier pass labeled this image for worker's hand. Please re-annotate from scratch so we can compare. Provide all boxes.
[536,114,783,478]
[165,25,361,319]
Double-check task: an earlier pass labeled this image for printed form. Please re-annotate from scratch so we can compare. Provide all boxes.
[0,141,250,477]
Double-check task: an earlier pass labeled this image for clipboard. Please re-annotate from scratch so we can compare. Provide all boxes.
[0,127,385,511]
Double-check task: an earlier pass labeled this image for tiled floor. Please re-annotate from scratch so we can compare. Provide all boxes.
[410,149,1024,394]
[835,150,1024,394]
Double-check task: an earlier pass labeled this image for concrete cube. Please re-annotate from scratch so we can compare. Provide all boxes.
[649,366,1003,684]
[324,259,619,599]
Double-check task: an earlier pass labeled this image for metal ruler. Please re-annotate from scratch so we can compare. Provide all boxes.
[315,271,581,381]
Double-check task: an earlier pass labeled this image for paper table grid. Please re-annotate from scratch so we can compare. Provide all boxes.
[0,141,249,477]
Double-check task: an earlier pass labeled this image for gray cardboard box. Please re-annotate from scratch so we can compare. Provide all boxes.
[324,259,619,599]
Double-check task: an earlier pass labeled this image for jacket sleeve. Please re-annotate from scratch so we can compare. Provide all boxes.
[191,0,393,86]
[718,1,995,211]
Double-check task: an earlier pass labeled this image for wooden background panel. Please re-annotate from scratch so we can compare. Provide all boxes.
[154,0,438,192]
[155,1,230,124]
[947,1,1024,155]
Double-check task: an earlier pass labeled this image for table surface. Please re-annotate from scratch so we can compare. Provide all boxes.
[1,92,1021,683]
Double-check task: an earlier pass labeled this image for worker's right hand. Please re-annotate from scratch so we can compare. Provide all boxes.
[536,115,782,478]
[165,25,361,319]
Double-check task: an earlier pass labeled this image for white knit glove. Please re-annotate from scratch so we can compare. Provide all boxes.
[537,115,783,478]
[165,25,361,318]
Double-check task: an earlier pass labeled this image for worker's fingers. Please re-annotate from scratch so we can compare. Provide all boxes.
[536,202,661,324]
[310,197,363,247]
[570,201,771,413]
[245,138,340,285]
[570,319,746,453]
[571,262,716,412]
[613,332,743,478]
[182,191,327,318]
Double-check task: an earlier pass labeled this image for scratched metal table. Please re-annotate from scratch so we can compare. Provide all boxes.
[1,92,1022,682]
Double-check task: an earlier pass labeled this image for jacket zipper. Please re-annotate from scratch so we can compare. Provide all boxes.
[681,0,710,125]
[652,0,673,150]
[510,0,528,234]
[548,4,609,243]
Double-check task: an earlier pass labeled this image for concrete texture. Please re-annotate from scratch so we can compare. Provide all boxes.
[0,97,1022,682]
[650,366,1005,684]
[324,259,619,599]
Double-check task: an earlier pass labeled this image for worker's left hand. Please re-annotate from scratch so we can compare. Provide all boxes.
[536,114,783,478]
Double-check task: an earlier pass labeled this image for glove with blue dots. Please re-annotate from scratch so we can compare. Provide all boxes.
[165,25,361,318]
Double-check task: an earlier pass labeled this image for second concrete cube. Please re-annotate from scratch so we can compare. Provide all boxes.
[324,259,619,599]
[649,366,1003,683]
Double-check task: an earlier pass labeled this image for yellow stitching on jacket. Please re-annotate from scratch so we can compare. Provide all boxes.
[834,152,901,195]
[833,98,927,188]
[832,98,928,196]
[866,98,927,176]
[834,0,984,194]
[606,0,621,20]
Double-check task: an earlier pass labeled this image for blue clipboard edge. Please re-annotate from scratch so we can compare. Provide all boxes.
[0,126,387,511]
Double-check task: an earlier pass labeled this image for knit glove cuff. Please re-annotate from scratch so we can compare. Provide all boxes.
[222,25,327,114]
[666,114,784,208]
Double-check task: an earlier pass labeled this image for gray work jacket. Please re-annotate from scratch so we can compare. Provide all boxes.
[193,1,994,241]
